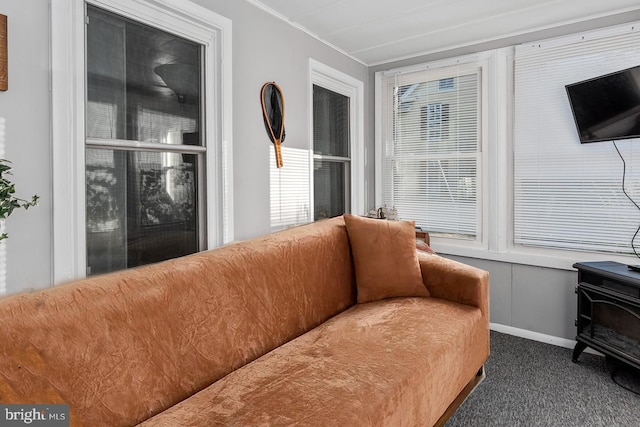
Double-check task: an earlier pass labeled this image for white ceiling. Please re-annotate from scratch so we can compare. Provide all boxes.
[248,0,640,65]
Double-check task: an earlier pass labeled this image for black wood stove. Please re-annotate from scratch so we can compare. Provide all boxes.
[573,261,640,370]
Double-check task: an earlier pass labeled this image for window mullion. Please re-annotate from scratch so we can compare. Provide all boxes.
[86,138,207,154]
[313,154,350,163]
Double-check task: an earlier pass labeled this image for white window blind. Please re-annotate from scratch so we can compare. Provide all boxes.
[270,146,311,229]
[380,63,481,238]
[514,23,640,254]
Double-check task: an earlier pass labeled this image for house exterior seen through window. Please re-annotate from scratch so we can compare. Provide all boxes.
[381,67,481,239]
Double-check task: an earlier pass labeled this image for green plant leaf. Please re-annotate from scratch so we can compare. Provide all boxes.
[0,159,39,235]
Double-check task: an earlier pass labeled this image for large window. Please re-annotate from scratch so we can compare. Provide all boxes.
[51,0,232,282]
[85,5,204,275]
[514,23,640,255]
[378,64,482,239]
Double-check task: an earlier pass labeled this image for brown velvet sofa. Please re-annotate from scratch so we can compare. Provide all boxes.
[0,216,489,426]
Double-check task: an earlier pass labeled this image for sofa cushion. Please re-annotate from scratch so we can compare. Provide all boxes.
[343,214,429,303]
[140,297,489,427]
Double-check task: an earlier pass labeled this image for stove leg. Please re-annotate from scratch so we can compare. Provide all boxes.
[572,341,587,363]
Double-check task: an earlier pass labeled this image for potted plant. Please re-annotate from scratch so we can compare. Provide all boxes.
[0,159,38,240]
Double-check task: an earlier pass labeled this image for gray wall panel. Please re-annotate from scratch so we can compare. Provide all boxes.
[511,265,578,340]
[443,255,580,341]
[447,255,513,327]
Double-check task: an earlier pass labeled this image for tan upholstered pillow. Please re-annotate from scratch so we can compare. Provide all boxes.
[343,214,429,303]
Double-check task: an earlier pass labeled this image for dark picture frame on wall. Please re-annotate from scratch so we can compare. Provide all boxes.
[0,14,6,91]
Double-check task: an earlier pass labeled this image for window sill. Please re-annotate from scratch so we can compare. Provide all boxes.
[432,239,638,271]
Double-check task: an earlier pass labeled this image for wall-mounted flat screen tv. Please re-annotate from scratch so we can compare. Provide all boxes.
[566,65,640,143]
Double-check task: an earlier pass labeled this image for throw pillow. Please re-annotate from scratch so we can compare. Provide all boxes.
[343,214,429,303]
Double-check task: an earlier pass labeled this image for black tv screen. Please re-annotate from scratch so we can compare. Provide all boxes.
[566,65,640,143]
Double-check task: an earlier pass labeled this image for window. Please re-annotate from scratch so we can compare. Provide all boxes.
[313,85,351,220]
[309,60,365,221]
[514,23,640,255]
[422,103,450,142]
[85,5,204,275]
[378,63,482,239]
[374,24,640,269]
[438,77,455,92]
[51,0,232,282]
[268,60,364,231]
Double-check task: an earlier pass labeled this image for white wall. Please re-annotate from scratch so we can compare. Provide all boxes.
[188,0,372,241]
[0,2,51,294]
[0,0,370,295]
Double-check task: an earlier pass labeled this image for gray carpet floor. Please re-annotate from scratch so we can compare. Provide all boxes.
[446,331,640,427]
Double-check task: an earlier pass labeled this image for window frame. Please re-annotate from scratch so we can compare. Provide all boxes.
[51,0,233,283]
[375,54,491,250]
[308,59,365,218]
[312,83,352,220]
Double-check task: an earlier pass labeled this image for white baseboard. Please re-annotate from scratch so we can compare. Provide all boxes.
[490,323,603,356]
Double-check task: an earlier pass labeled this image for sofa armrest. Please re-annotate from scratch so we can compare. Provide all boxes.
[417,252,489,319]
